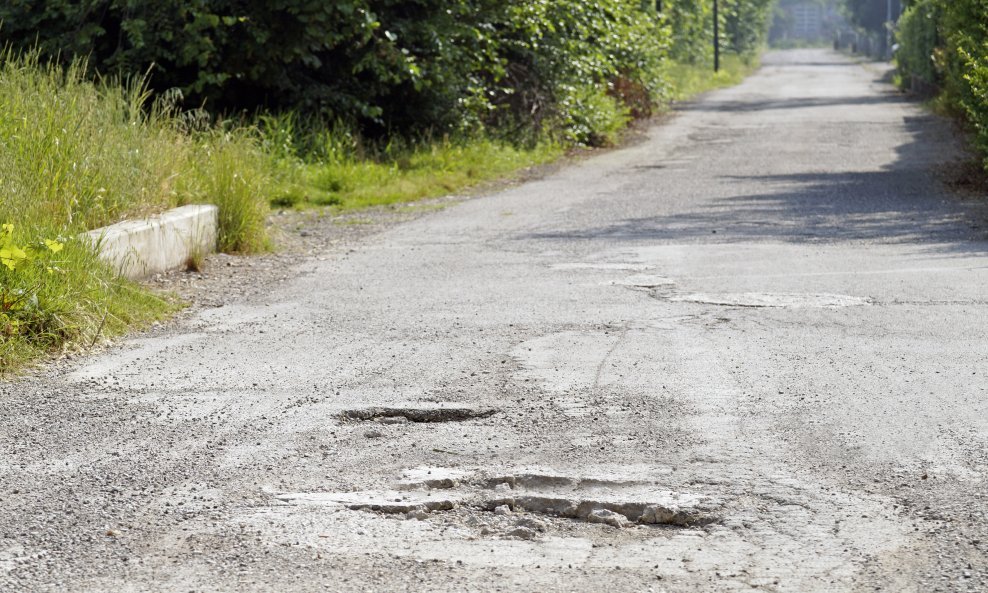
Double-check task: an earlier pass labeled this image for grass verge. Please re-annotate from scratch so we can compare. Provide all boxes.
[279,138,564,211]
[0,51,275,372]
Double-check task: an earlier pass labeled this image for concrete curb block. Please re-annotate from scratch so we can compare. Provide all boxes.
[83,205,218,280]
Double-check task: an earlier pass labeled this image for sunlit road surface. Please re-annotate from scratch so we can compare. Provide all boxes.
[3,49,987,592]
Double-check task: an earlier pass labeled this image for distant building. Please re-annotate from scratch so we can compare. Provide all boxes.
[770,0,845,46]
[791,3,823,39]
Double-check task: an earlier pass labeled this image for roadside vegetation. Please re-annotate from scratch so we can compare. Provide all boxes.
[879,1,988,171]
[0,51,277,370]
[0,0,775,371]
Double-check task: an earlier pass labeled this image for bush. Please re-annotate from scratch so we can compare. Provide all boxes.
[0,1,773,145]
[724,0,776,56]
[666,0,716,64]
[664,0,774,65]
[894,0,988,168]
[483,0,669,146]
[895,0,941,90]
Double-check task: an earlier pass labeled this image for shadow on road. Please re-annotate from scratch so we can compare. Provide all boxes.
[526,98,988,254]
[681,94,906,113]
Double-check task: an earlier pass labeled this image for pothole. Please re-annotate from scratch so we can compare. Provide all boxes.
[483,474,646,490]
[341,406,497,423]
[481,495,712,527]
[660,292,872,309]
[277,470,720,529]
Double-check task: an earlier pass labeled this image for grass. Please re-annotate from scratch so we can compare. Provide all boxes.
[665,54,762,101]
[0,50,276,371]
[0,228,179,371]
[0,50,278,251]
[280,137,563,211]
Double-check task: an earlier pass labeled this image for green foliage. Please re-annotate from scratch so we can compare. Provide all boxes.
[482,0,670,146]
[893,0,988,169]
[843,0,892,32]
[0,222,174,371]
[0,224,66,342]
[665,0,716,63]
[180,130,274,252]
[943,0,988,161]
[724,0,777,55]
[664,0,774,64]
[1,0,773,145]
[0,50,276,252]
[895,0,941,88]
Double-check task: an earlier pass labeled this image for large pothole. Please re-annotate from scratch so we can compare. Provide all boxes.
[277,468,720,529]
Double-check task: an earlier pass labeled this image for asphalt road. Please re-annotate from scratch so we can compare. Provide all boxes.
[3,49,988,593]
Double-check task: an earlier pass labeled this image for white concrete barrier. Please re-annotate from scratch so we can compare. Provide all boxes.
[84,204,218,280]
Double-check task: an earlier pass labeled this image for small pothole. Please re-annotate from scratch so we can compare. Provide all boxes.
[341,406,497,423]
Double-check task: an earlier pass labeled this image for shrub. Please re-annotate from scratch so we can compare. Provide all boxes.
[483,0,669,146]
[664,0,774,65]
[0,1,774,145]
[894,0,988,168]
[895,0,942,90]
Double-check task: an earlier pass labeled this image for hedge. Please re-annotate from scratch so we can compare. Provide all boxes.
[0,1,774,143]
[894,0,988,165]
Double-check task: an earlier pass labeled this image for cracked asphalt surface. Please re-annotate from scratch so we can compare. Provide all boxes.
[3,49,988,592]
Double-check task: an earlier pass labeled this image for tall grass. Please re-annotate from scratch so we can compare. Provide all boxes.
[0,49,277,250]
[0,50,278,370]
[180,130,274,252]
[0,53,182,229]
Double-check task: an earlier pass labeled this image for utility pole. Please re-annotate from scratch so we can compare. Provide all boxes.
[713,0,720,72]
